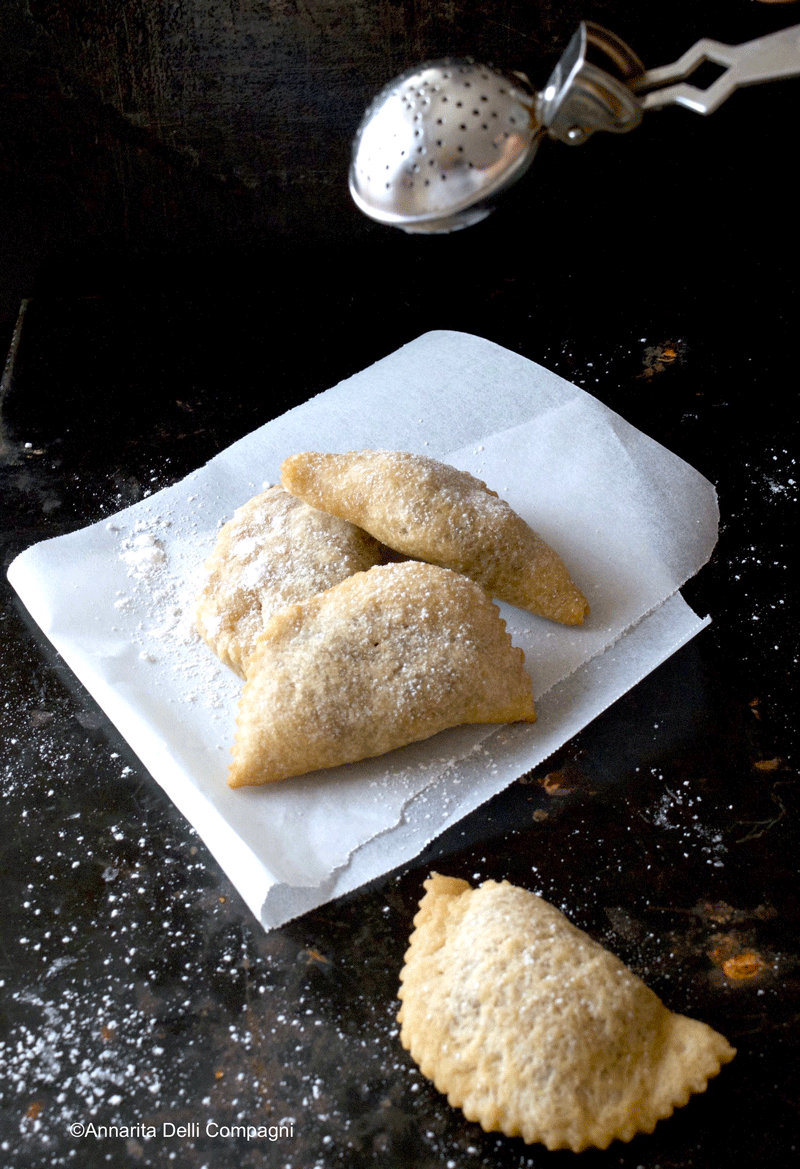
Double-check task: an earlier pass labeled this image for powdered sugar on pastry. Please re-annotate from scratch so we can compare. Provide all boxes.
[281,450,589,625]
[228,562,536,787]
[195,485,389,677]
[398,874,735,1151]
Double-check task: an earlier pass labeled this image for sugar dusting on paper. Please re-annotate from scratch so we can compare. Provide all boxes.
[105,506,233,711]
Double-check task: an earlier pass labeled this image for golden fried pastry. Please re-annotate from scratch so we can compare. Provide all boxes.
[228,562,535,787]
[398,874,735,1152]
[281,450,588,625]
[195,486,389,676]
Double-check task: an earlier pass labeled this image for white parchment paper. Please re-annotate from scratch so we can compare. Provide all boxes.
[7,331,718,929]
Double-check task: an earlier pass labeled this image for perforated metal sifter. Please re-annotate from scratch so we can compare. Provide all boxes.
[349,21,800,233]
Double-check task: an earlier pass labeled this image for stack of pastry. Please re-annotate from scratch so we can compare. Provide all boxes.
[195,450,588,787]
[196,454,736,1155]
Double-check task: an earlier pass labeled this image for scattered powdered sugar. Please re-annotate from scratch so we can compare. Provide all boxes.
[754,448,797,502]
[119,531,167,576]
[644,779,727,868]
[105,502,236,716]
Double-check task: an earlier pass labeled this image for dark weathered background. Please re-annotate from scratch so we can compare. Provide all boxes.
[2,0,796,338]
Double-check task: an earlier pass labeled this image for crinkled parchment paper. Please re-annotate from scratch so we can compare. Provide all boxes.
[8,332,718,929]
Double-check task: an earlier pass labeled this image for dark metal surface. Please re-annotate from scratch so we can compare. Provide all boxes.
[1,3,798,1167]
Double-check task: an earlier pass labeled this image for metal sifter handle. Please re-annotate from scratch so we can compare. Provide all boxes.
[540,22,800,144]
[633,23,800,115]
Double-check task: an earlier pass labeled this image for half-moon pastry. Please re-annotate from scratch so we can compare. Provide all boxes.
[228,561,536,787]
[281,449,589,625]
[398,874,735,1151]
[195,485,389,677]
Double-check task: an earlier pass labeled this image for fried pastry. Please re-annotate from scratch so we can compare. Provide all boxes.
[281,449,588,625]
[398,874,735,1152]
[195,485,389,676]
[228,561,536,787]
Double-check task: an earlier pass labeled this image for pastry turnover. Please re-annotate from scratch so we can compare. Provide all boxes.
[228,561,536,787]
[398,875,735,1152]
[282,449,588,625]
[195,485,389,677]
